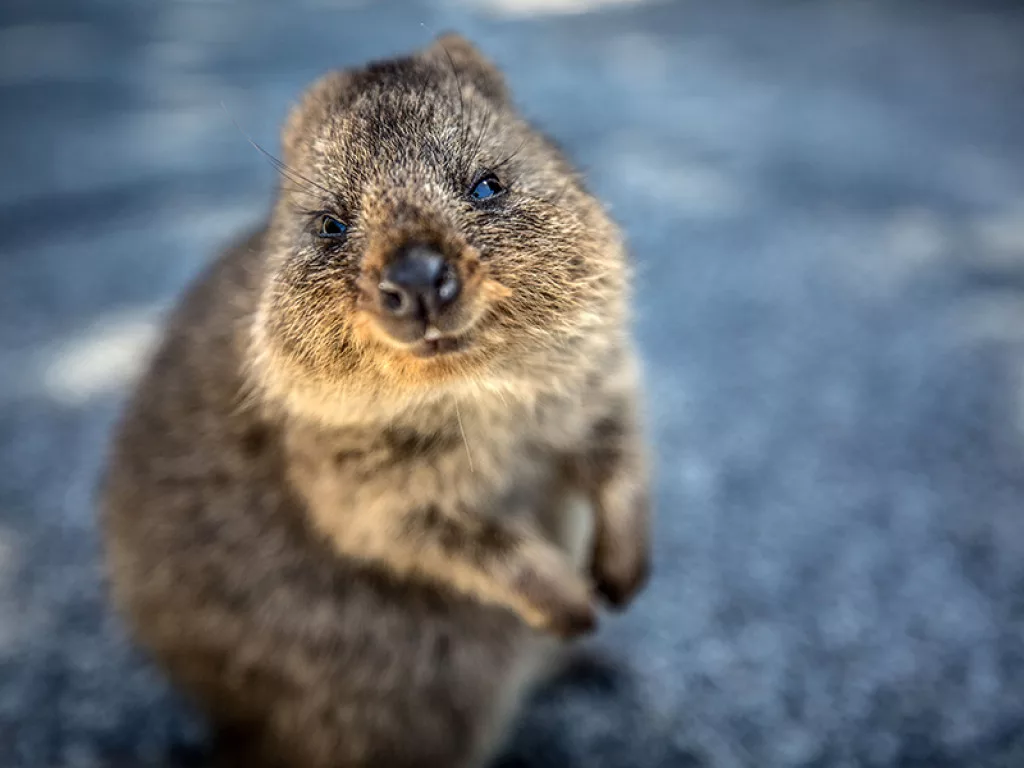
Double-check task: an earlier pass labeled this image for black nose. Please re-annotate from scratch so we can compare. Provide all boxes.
[379,245,460,321]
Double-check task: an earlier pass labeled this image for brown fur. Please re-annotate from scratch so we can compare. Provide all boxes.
[100,33,650,768]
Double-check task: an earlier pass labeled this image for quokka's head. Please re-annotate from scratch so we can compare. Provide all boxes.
[251,33,629,414]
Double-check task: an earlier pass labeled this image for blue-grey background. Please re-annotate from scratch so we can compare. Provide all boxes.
[3,0,1024,766]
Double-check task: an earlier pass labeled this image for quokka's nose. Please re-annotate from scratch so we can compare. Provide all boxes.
[378,244,461,322]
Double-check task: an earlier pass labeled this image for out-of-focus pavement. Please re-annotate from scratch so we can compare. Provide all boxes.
[3,0,1024,765]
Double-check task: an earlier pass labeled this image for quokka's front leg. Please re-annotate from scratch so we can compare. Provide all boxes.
[576,394,652,610]
[332,505,599,638]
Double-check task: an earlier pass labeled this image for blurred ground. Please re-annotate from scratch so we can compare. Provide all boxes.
[3,0,1024,766]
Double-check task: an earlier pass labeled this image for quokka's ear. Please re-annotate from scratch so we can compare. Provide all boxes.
[280,70,354,167]
[421,32,509,104]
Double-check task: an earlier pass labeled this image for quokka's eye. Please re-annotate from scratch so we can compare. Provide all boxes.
[316,214,348,240]
[468,174,505,203]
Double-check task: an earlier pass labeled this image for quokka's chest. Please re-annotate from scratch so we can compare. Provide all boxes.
[284,419,570,515]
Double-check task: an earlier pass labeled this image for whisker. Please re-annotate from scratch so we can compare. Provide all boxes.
[453,397,475,473]
[220,101,336,200]
[471,104,494,165]
[261,148,334,200]
[491,137,528,174]
[439,40,479,183]
[439,43,467,143]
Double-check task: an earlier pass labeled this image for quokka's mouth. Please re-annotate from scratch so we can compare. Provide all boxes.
[407,333,467,358]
